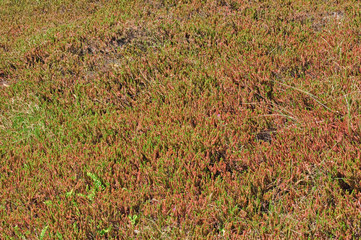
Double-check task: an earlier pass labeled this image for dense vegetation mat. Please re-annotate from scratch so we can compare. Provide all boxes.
[1,0,361,238]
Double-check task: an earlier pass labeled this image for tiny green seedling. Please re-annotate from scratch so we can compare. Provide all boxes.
[129,215,138,225]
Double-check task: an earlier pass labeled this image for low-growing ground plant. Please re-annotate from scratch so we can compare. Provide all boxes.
[1,0,361,238]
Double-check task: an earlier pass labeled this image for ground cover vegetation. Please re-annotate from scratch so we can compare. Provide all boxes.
[0,0,361,238]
